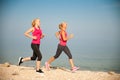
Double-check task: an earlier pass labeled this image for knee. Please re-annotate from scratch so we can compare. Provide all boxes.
[54,55,59,59]
[37,56,42,61]
[68,55,72,59]
[31,57,36,60]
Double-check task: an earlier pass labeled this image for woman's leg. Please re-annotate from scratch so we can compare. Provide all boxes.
[18,44,38,66]
[36,61,40,71]
[47,57,55,64]
[69,59,75,68]
[18,51,36,66]
[63,46,79,71]
[63,46,75,68]
[45,44,63,70]
[31,44,43,72]
[22,57,31,61]
[47,44,63,64]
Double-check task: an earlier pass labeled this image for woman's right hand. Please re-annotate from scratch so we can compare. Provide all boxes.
[32,36,37,39]
[55,32,60,39]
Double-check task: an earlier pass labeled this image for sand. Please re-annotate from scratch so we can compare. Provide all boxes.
[0,62,120,80]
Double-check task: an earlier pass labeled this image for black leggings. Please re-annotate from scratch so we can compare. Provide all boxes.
[54,44,72,59]
[31,44,42,61]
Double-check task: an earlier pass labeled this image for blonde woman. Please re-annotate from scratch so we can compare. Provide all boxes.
[18,18,44,73]
[45,22,79,72]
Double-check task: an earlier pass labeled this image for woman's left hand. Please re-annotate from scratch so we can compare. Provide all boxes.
[41,34,45,39]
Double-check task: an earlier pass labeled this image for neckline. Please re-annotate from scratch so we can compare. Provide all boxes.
[34,27,40,30]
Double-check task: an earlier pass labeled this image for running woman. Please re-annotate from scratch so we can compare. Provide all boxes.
[18,18,44,73]
[45,22,79,72]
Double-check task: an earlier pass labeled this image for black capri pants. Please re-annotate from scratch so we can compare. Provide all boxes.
[31,43,42,61]
[54,44,72,59]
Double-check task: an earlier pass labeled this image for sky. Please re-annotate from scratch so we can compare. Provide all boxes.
[0,0,120,64]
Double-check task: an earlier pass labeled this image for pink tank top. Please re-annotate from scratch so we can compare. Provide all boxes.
[59,31,67,46]
[32,27,42,44]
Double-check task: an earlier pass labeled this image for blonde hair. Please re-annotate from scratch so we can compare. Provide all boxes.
[32,18,40,27]
[59,22,67,29]
[59,23,62,29]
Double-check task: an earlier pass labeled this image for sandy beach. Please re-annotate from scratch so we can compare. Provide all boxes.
[0,62,120,80]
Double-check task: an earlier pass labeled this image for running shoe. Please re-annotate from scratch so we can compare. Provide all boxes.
[18,57,23,66]
[36,69,44,73]
[45,62,50,70]
[72,66,79,72]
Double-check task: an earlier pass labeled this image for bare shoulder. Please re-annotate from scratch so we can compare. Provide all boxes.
[31,27,34,30]
[61,30,65,34]
[56,31,60,34]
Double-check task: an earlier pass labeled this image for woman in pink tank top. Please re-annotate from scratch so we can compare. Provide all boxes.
[18,18,45,73]
[59,30,67,46]
[32,26,42,44]
[45,22,79,72]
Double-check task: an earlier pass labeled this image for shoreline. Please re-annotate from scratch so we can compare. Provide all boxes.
[0,62,120,80]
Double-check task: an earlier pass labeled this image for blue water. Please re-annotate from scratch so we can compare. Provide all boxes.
[0,47,120,73]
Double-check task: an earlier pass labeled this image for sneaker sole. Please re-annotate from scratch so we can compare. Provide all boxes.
[18,57,22,66]
[72,67,79,72]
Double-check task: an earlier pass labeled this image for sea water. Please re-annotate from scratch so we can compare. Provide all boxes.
[0,46,120,73]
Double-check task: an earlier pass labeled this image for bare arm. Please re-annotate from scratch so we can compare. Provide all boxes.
[55,32,60,39]
[24,27,36,39]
